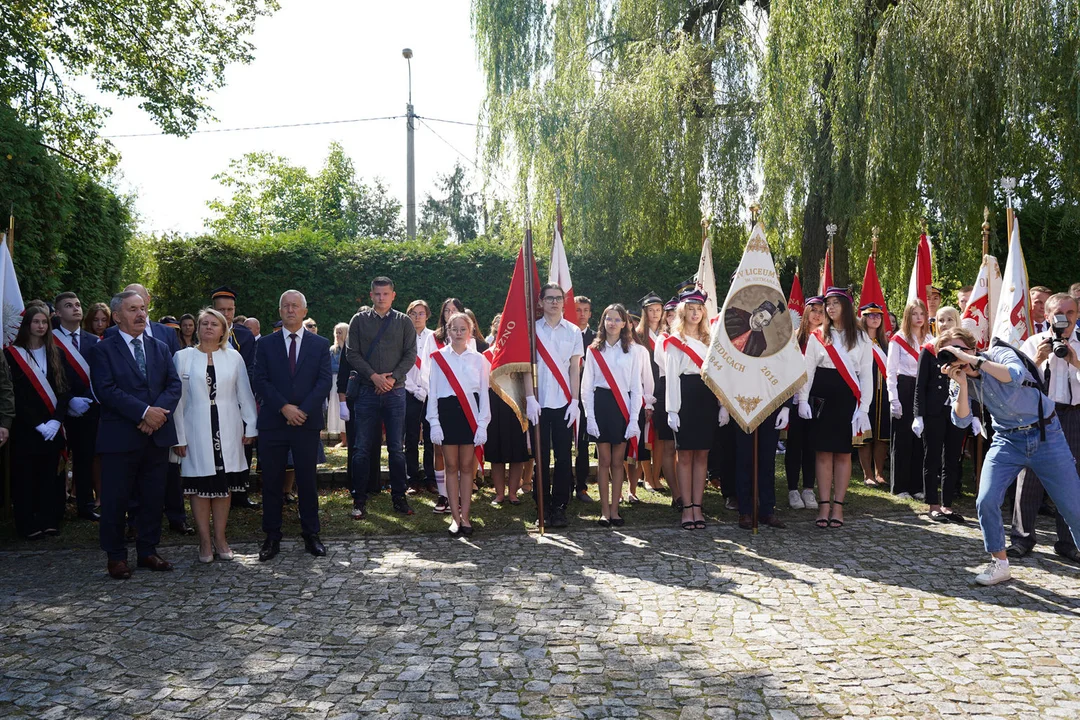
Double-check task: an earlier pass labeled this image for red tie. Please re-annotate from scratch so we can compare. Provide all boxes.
[289,333,298,375]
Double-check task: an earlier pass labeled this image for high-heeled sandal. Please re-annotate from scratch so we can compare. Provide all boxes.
[681,503,699,530]
[815,500,831,528]
[828,500,845,528]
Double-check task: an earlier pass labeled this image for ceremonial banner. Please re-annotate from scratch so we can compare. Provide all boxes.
[695,230,719,320]
[960,255,1002,349]
[489,247,542,431]
[0,234,23,346]
[704,223,807,433]
[549,197,575,324]
[992,215,1031,348]
[906,233,934,307]
[787,271,805,328]
[858,253,892,334]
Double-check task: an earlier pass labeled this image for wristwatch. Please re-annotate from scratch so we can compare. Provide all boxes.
[974,357,985,371]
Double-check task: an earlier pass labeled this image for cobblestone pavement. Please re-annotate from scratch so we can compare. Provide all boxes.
[2,515,1080,719]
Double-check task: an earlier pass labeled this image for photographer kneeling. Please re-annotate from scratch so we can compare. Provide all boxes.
[940,327,1080,586]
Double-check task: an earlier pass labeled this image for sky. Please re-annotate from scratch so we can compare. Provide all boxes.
[96,0,488,235]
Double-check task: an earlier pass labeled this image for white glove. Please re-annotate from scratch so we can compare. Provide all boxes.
[798,401,813,420]
[970,416,983,437]
[68,397,92,417]
[338,401,350,422]
[430,425,445,446]
[912,416,924,438]
[526,395,541,424]
[775,407,789,430]
[564,402,580,429]
[667,411,680,432]
[718,406,730,427]
[624,420,639,440]
[890,399,902,419]
[37,419,62,441]
[587,417,600,438]
[853,410,871,436]
[473,427,487,446]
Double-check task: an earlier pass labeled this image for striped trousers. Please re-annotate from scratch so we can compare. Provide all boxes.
[1010,404,1080,549]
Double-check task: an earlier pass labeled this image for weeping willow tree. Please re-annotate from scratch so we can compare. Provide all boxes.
[472,0,767,254]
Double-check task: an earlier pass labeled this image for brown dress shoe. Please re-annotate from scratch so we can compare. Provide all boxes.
[762,514,787,529]
[738,514,753,530]
[107,560,132,580]
[137,554,174,571]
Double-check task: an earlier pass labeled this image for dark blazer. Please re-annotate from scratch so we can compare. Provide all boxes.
[253,328,333,433]
[230,322,256,378]
[89,332,182,451]
[104,321,180,356]
[914,348,951,419]
[4,347,70,451]
[55,329,99,397]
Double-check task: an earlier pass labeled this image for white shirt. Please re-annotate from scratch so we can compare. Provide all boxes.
[118,329,146,364]
[663,335,709,414]
[649,329,667,379]
[632,341,656,408]
[798,328,875,414]
[27,345,47,371]
[406,328,433,399]
[886,332,929,402]
[419,331,475,396]
[1033,320,1049,335]
[425,345,491,431]
[1020,330,1080,406]
[282,325,306,360]
[581,341,644,423]
[534,318,583,409]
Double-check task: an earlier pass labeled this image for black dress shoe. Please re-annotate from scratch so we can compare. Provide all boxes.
[392,496,414,515]
[258,537,281,562]
[302,533,326,557]
[233,495,261,510]
[1054,542,1080,564]
[549,507,569,528]
[1006,543,1034,559]
[170,521,195,536]
[78,509,101,522]
[125,525,137,542]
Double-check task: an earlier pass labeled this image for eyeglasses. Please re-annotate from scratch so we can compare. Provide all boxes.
[305,323,317,329]
[542,296,565,304]
[407,311,428,319]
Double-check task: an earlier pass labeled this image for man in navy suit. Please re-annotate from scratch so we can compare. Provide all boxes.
[53,291,101,522]
[103,283,181,356]
[90,290,182,580]
[253,289,332,561]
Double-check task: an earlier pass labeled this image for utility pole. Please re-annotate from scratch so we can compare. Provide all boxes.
[403,48,416,241]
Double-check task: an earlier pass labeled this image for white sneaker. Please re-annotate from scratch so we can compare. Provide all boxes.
[896,492,913,500]
[801,488,818,509]
[788,490,805,509]
[913,492,926,501]
[975,559,1012,586]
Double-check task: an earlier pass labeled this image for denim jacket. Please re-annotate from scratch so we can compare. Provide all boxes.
[952,345,1052,433]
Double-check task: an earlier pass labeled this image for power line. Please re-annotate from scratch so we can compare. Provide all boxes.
[417,115,487,129]
[104,114,404,138]
[416,117,513,195]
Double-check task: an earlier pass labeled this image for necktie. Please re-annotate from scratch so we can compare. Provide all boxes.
[132,337,147,377]
[289,333,298,375]
[71,330,79,352]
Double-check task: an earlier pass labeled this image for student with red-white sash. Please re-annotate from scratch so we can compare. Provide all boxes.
[786,296,823,510]
[664,288,717,531]
[53,291,101,522]
[797,287,874,529]
[426,312,491,537]
[629,293,667,498]
[524,282,583,529]
[404,300,435,495]
[857,302,890,489]
[6,303,71,539]
[887,299,931,499]
[624,304,656,503]
[582,303,643,527]
[650,296,680,507]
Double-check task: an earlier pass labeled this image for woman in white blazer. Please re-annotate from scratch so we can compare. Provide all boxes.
[173,308,258,563]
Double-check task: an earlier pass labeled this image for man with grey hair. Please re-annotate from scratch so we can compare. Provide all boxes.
[104,283,180,355]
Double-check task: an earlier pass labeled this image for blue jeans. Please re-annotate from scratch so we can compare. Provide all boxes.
[976,417,1080,553]
[351,385,407,505]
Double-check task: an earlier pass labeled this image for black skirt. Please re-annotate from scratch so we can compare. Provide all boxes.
[809,367,858,453]
[636,406,652,461]
[589,387,629,445]
[654,377,674,441]
[673,374,718,450]
[184,365,249,499]
[437,394,480,445]
[485,388,530,463]
[866,365,891,442]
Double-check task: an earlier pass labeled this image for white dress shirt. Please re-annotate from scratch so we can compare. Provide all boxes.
[798,328,874,414]
[419,331,474,397]
[663,335,709,414]
[425,345,491,432]
[886,332,928,402]
[581,341,644,423]
[1020,330,1080,406]
[534,318,583,409]
[118,329,146,363]
[649,329,667,379]
[632,341,656,408]
[406,328,433,400]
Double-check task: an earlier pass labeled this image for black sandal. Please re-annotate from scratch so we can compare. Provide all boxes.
[828,500,845,528]
[681,503,699,530]
[816,501,831,528]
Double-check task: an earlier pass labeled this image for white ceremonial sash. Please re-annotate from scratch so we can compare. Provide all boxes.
[52,329,91,387]
[12,346,58,410]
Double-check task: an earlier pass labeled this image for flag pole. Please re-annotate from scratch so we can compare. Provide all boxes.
[3,205,10,520]
[973,207,992,491]
[825,222,837,287]
[749,204,761,536]
[523,222,544,535]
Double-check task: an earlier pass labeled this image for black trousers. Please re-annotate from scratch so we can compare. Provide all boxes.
[164,461,186,525]
[890,375,922,495]
[405,392,431,487]
[65,414,98,515]
[99,443,169,561]
[735,410,780,516]
[11,443,64,537]
[260,428,321,541]
[536,405,573,510]
[574,399,590,493]
[784,409,815,491]
[714,422,738,498]
[922,415,965,506]
[1011,405,1080,549]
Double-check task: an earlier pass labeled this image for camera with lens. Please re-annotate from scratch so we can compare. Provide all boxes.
[1051,313,1072,359]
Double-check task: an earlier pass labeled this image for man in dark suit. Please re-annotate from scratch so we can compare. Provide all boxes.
[103,283,180,355]
[90,290,182,580]
[53,291,101,522]
[211,286,261,510]
[253,289,333,561]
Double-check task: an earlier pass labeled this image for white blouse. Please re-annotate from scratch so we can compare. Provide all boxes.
[797,328,874,414]
[886,332,929,402]
[650,329,667,379]
[419,330,475,398]
[581,341,644,423]
[425,345,491,433]
[405,328,433,400]
[631,341,656,408]
[663,335,709,414]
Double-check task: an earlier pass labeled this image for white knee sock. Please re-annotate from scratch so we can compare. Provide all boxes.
[436,470,446,497]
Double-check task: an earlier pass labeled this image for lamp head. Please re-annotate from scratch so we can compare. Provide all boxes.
[402,48,413,59]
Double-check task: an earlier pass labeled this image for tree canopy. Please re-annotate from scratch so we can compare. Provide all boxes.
[420,161,481,243]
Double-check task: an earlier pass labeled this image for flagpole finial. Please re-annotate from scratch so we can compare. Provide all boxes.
[871,226,879,257]
[920,217,928,235]
[825,222,837,240]
[1000,177,1017,210]
[749,202,761,226]
[982,206,991,256]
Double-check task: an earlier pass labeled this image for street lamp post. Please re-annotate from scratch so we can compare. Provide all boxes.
[403,48,416,241]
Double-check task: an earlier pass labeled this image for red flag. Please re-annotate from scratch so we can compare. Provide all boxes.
[550,195,575,323]
[818,247,833,295]
[858,253,892,334]
[489,247,542,430]
[906,233,934,307]
[787,271,805,329]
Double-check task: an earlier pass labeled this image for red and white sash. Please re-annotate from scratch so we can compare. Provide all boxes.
[662,335,704,369]
[812,329,861,403]
[590,348,638,458]
[535,335,573,404]
[52,329,91,388]
[430,350,484,465]
[9,346,58,413]
[871,342,887,377]
[890,334,919,362]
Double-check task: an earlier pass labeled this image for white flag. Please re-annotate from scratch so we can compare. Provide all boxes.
[0,236,23,347]
[703,223,807,433]
[991,215,1031,349]
[960,255,1002,350]
[695,232,719,320]
[548,222,575,324]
